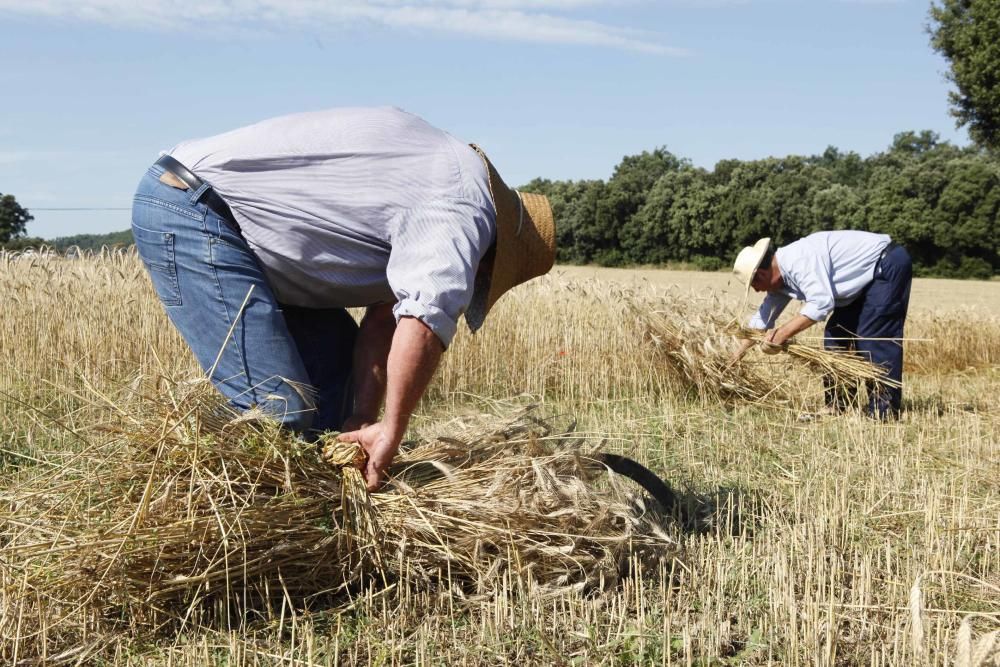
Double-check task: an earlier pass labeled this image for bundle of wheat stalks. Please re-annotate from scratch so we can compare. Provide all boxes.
[633,297,787,405]
[0,381,673,663]
[729,325,898,388]
[633,294,896,408]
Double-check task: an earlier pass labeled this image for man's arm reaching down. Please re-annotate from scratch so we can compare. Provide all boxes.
[344,303,395,431]
[766,313,816,345]
[338,315,444,491]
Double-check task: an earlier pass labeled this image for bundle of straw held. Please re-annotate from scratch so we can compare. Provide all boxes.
[0,380,674,663]
[632,293,898,408]
[729,324,899,389]
[633,298,789,405]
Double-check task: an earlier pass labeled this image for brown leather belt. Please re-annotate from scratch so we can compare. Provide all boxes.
[155,154,240,231]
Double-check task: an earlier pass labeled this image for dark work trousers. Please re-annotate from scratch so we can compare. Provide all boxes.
[280,304,358,433]
[823,244,913,419]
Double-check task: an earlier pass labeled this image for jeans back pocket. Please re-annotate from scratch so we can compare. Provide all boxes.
[132,222,182,306]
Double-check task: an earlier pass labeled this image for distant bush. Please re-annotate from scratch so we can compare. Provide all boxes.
[690,255,725,272]
[49,230,134,251]
[522,131,999,279]
[919,255,996,280]
[0,236,48,252]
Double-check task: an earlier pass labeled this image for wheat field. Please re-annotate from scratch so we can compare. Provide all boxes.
[1,250,998,666]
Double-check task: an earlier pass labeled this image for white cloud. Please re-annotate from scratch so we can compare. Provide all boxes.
[0,0,688,55]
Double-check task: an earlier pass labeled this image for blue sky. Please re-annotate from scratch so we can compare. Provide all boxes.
[0,0,967,238]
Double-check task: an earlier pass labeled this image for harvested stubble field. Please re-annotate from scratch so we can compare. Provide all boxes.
[1,250,998,666]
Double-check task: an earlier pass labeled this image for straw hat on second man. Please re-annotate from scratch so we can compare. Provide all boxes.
[732,237,773,291]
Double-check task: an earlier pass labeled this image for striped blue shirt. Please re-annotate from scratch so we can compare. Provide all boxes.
[168,107,497,347]
[749,230,892,329]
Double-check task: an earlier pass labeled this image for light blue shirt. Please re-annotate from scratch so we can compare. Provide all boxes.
[168,107,497,347]
[749,230,892,329]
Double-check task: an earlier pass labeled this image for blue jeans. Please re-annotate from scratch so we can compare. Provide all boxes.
[131,164,356,433]
[823,244,912,419]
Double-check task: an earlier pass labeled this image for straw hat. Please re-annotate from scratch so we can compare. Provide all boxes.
[732,237,772,291]
[465,144,555,332]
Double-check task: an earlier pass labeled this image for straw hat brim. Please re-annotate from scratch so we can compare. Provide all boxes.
[733,237,772,292]
[465,145,555,332]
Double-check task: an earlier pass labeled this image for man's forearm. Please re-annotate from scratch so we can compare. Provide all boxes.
[337,315,444,492]
[382,316,444,437]
[731,337,757,364]
[352,304,395,422]
[771,314,816,345]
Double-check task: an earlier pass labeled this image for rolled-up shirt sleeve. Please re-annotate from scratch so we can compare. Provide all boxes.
[387,198,495,348]
[788,253,836,322]
[748,292,792,330]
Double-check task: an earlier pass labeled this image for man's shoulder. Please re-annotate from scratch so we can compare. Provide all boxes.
[776,236,816,263]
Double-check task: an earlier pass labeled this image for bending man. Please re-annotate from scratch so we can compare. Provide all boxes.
[731,231,912,419]
[131,107,555,489]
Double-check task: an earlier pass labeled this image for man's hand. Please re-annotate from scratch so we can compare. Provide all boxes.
[761,329,787,355]
[337,421,402,491]
[760,340,786,355]
[762,314,816,354]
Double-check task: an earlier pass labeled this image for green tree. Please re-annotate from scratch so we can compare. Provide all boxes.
[929,157,999,276]
[522,131,998,278]
[811,184,864,231]
[812,146,868,187]
[521,177,608,263]
[0,236,47,252]
[0,193,33,243]
[604,148,687,224]
[595,148,687,265]
[48,230,135,252]
[621,167,721,266]
[929,0,1000,150]
[713,156,831,253]
[865,139,1000,277]
[889,129,943,156]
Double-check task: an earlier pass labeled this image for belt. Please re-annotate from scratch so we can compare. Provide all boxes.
[155,154,240,231]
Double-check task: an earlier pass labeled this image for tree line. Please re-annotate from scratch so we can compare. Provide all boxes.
[521,131,999,279]
[0,227,134,253]
[2,131,998,278]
